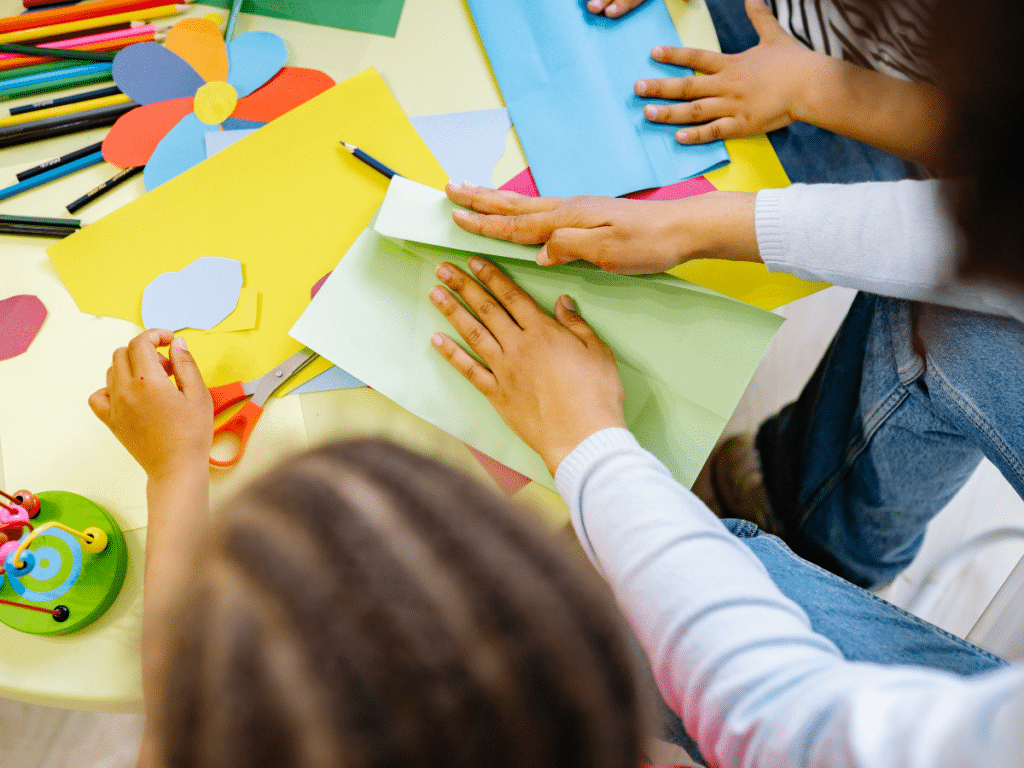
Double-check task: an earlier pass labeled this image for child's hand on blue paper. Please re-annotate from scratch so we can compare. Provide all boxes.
[429,258,626,476]
[636,0,819,144]
[446,182,759,274]
[89,330,213,482]
[586,0,651,18]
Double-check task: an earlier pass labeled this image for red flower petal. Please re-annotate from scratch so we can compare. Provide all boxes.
[102,97,195,167]
[232,67,335,123]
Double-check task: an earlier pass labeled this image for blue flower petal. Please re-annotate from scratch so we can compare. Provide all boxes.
[226,32,288,98]
[144,113,210,190]
[113,43,205,105]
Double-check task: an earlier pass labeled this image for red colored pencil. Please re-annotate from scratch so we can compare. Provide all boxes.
[0,31,159,72]
[0,0,192,35]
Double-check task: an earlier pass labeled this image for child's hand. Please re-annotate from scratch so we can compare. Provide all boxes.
[635,0,821,144]
[89,330,213,481]
[429,258,626,476]
[586,0,650,18]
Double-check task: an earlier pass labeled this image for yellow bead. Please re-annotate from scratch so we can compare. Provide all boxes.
[81,527,108,554]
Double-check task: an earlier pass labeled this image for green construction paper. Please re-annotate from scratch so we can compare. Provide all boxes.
[200,0,406,38]
[291,214,783,492]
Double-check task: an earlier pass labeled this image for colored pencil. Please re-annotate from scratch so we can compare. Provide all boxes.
[0,151,104,202]
[0,223,77,238]
[0,45,117,64]
[0,101,135,147]
[10,84,120,115]
[225,0,243,41]
[0,213,80,228]
[0,60,109,91]
[0,5,188,44]
[0,0,195,36]
[0,59,73,81]
[16,140,104,180]
[0,23,154,61]
[0,64,113,101]
[66,163,141,213]
[0,93,130,127]
[340,141,399,179]
[0,32,158,71]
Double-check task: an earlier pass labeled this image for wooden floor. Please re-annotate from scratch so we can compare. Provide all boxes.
[4,286,1022,767]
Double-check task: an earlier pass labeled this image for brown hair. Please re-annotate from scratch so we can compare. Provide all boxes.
[159,439,649,768]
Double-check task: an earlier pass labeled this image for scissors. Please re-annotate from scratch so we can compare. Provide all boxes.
[207,349,320,467]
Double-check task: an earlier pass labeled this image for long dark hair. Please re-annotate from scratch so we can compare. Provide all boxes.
[159,439,650,768]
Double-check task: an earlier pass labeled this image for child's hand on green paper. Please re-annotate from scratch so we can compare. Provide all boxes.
[636,0,819,144]
[586,0,650,18]
[89,330,213,482]
[429,258,626,476]
[446,182,760,274]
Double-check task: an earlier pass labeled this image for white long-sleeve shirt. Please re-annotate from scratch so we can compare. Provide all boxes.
[756,179,1024,322]
[557,429,1024,768]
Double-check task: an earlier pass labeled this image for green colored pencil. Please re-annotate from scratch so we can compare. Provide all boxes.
[0,70,113,102]
[0,44,117,63]
[0,60,76,83]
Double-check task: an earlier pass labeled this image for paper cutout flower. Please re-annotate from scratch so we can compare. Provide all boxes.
[102,17,334,190]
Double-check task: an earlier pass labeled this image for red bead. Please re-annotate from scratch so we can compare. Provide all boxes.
[13,491,40,518]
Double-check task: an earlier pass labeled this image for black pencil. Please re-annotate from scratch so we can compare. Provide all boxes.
[10,86,122,116]
[340,141,398,179]
[16,139,103,180]
[66,164,142,214]
[0,101,135,149]
[0,44,117,62]
[0,213,80,228]
[0,223,76,238]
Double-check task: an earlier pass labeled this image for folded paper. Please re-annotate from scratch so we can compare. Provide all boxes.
[465,0,729,197]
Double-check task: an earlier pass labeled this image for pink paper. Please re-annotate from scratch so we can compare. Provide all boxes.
[311,272,332,299]
[467,444,531,496]
[500,167,716,200]
[0,295,47,362]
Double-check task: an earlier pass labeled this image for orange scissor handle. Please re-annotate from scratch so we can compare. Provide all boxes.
[209,400,264,468]
[209,381,248,415]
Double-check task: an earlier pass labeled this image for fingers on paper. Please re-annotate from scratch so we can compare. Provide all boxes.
[465,258,544,329]
[430,284,504,365]
[168,337,209,399]
[636,73,721,103]
[112,346,132,389]
[554,295,600,347]
[650,46,725,74]
[644,98,732,126]
[540,227,601,268]
[436,261,522,336]
[587,0,647,18]
[447,183,559,216]
[431,333,497,397]
[676,117,743,144]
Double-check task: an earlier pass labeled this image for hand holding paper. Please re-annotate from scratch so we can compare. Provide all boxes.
[430,258,626,476]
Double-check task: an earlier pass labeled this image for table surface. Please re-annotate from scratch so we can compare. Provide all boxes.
[0,0,786,711]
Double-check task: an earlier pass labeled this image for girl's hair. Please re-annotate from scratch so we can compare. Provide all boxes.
[159,439,650,768]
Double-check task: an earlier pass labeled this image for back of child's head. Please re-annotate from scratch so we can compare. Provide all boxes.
[158,439,649,768]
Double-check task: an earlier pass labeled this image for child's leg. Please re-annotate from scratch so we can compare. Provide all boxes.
[706,0,926,183]
[659,519,1008,765]
[756,294,1024,589]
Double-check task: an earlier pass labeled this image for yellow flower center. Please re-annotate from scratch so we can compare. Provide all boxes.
[194,81,239,126]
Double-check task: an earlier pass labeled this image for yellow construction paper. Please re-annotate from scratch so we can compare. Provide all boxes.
[209,287,258,333]
[47,68,449,393]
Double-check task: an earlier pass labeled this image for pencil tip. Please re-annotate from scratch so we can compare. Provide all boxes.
[340,141,355,152]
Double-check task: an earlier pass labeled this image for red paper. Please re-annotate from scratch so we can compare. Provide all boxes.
[0,295,47,362]
[467,444,531,496]
[500,167,716,200]
[311,272,332,300]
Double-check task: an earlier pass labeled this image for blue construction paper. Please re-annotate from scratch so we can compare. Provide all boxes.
[205,128,257,157]
[465,0,730,197]
[112,43,204,105]
[411,108,512,188]
[286,365,366,395]
[226,32,288,98]
[141,257,243,332]
[0,63,112,94]
[145,112,208,190]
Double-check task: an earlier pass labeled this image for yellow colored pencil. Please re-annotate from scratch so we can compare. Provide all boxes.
[0,93,132,128]
[0,4,189,45]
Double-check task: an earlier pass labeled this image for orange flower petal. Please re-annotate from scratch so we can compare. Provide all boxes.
[102,97,195,167]
[232,67,335,123]
[165,17,229,83]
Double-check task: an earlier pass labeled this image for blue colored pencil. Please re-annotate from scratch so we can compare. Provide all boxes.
[340,141,398,179]
[225,0,244,41]
[0,150,104,203]
[0,62,111,94]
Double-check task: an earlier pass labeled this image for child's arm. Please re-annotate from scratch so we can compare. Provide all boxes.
[88,331,213,768]
[637,0,947,166]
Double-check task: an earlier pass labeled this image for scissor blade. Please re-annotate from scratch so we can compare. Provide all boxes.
[250,350,319,406]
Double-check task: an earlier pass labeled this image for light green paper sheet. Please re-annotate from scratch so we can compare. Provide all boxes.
[290,216,783,492]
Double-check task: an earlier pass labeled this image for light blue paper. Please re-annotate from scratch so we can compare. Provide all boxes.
[286,365,366,395]
[465,0,730,197]
[410,108,512,188]
[141,257,243,332]
[206,129,257,157]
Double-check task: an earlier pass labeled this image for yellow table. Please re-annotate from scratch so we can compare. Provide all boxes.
[0,0,798,711]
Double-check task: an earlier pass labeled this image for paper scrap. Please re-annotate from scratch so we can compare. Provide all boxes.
[500,166,716,201]
[465,0,729,197]
[206,129,256,157]
[141,257,243,332]
[311,272,331,299]
[209,287,258,333]
[286,365,366,396]
[0,295,46,362]
[467,445,531,497]
[200,0,407,38]
[48,68,449,396]
[410,108,511,188]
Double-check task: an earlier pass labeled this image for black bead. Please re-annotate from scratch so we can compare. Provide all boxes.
[52,605,70,622]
